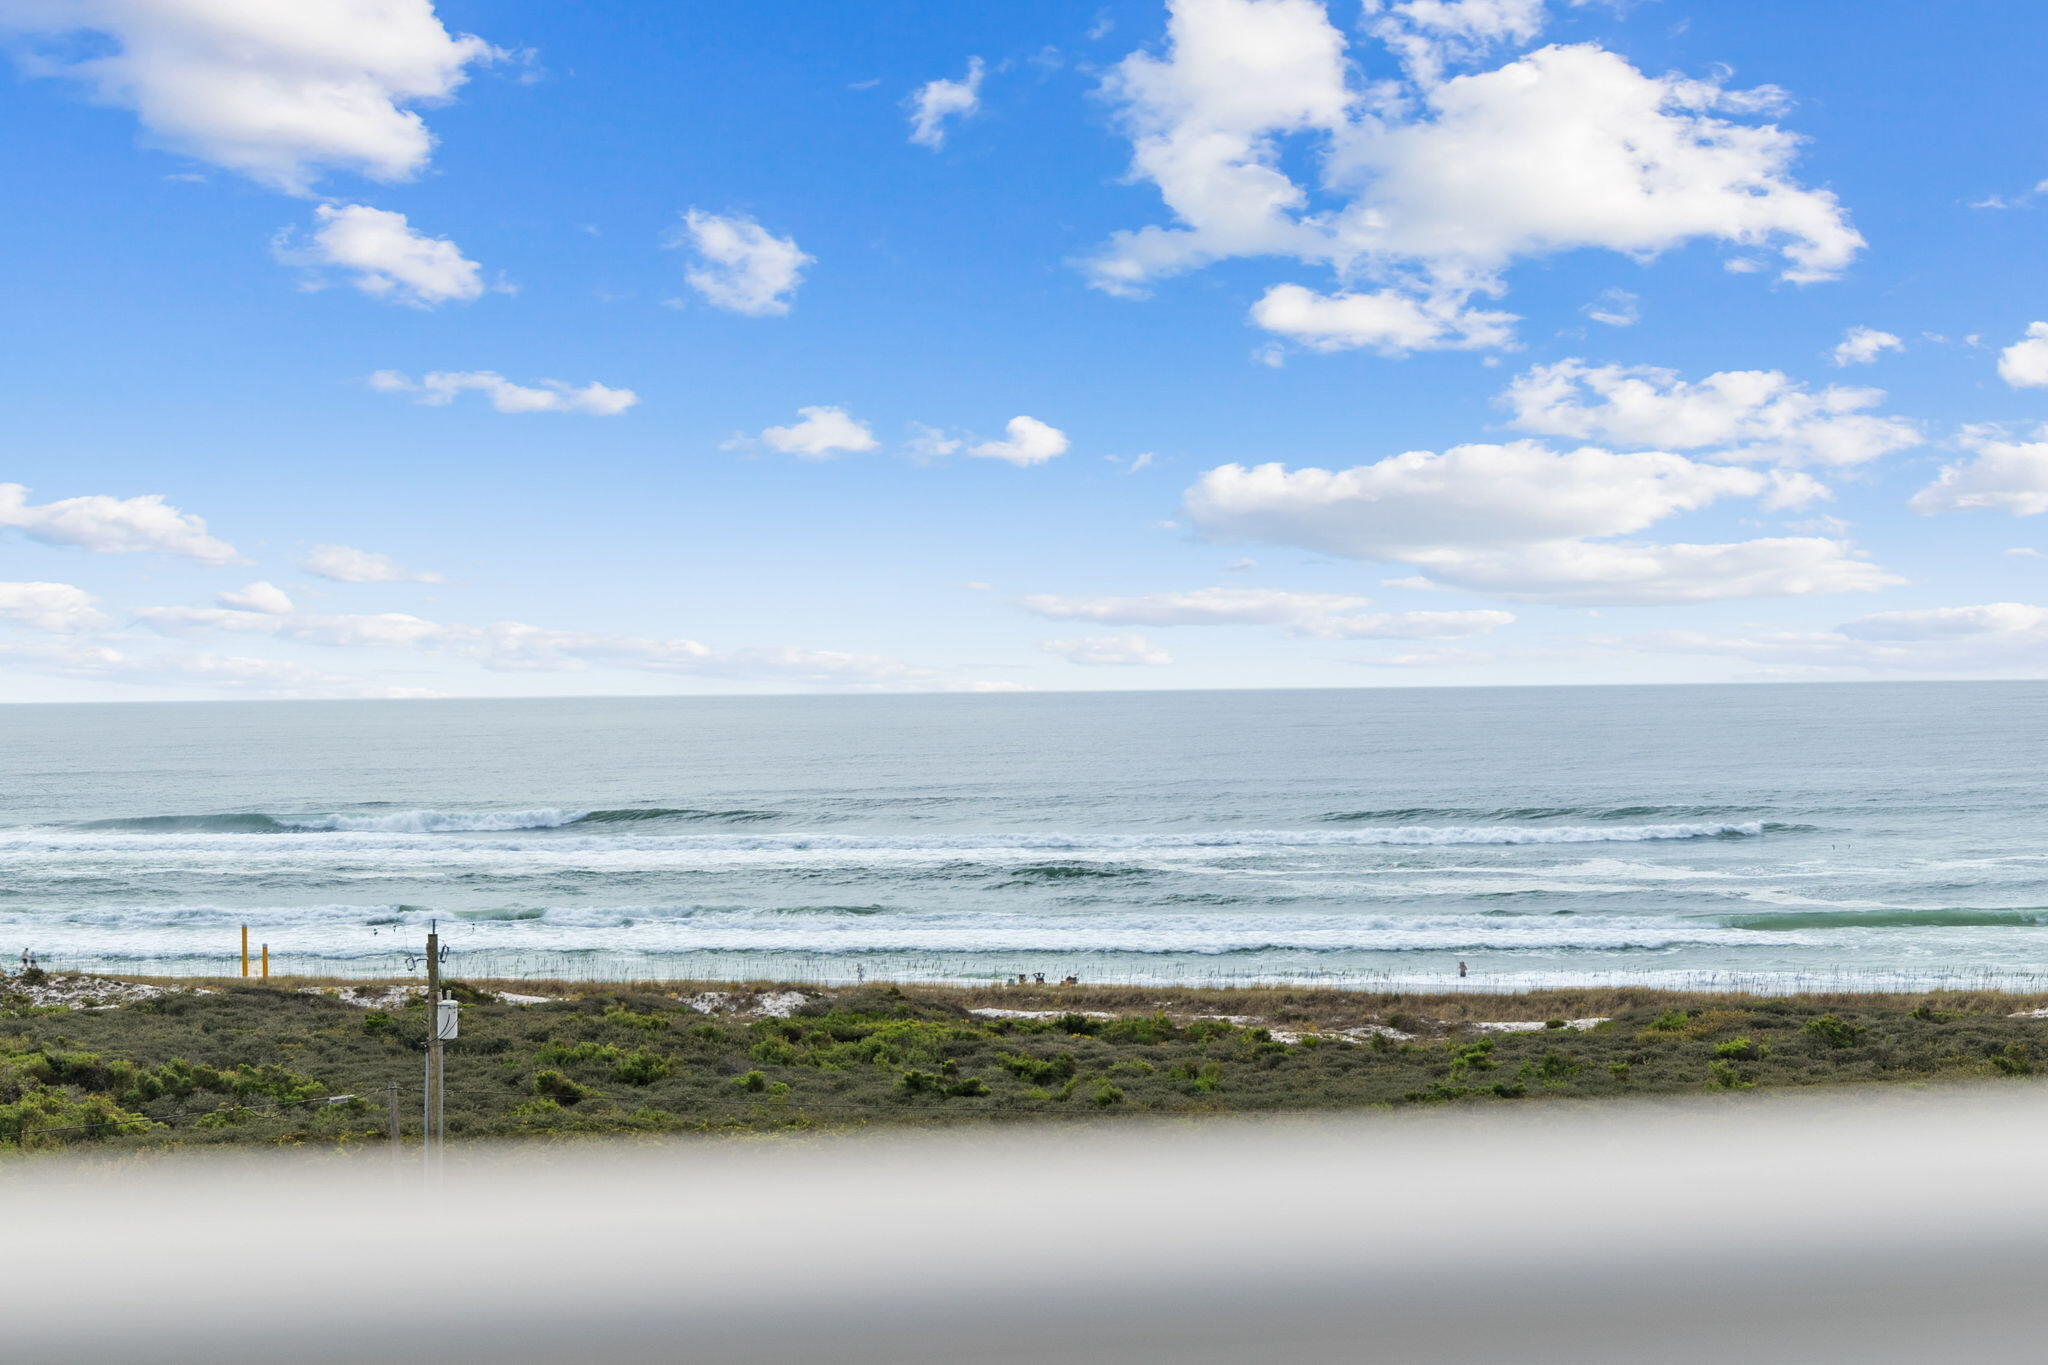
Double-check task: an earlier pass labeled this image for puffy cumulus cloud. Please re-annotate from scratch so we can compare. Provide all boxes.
[1185,443,1775,555]
[1997,322,2048,389]
[0,0,496,194]
[669,210,811,317]
[1367,0,1549,86]
[368,370,639,416]
[1039,634,1174,666]
[1181,442,1888,604]
[216,581,293,614]
[969,416,1070,467]
[754,406,879,459]
[133,600,942,688]
[0,482,239,563]
[1016,586,1512,638]
[1091,2,1859,354]
[908,56,983,149]
[300,544,444,583]
[1248,283,1515,355]
[1911,427,2048,517]
[0,581,106,632]
[1502,359,1920,468]
[1831,326,1903,367]
[280,203,484,306]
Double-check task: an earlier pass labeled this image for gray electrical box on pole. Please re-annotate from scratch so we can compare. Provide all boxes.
[436,997,459,1040]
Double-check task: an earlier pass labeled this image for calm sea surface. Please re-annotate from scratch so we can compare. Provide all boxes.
[6,684,2048,988]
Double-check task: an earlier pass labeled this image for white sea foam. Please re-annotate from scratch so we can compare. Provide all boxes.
[275,808,592,833]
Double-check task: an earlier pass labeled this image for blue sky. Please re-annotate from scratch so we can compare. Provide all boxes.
[4,0,2048,701]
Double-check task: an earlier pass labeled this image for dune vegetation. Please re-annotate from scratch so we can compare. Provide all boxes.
[5,973,2048,1151]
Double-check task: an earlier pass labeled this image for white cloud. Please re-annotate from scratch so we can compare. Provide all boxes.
[1248,283,1516,355]
[0,482,239,563]
[1182,442,1890,604]
[669,210,811,316]
[134,600,939,687]
[368,369,638,415]
[217,581,293,614]
[1185,443,1773,554]
[1838,603,2048,641]
[1582,287,1639,328]
[755,406,879,459]
[1387,536,1897,604]
[300,544,444,583]
[1611,601,2048,679]
[908,56,984,149]
[1997,322,2048,389]
[1830,326,1902,367]
[1092,4,1859,352]
[1502,359,1920,467]
[281,203,484,306]
[1019,587,1514,639]
[1039,634,1174,666]
[0,581,105,632]
[969,416,1070,467]
[0,637,395,695]
[0,0,495,193]
[1020,587,1374,626]
[1911,427,2048,517]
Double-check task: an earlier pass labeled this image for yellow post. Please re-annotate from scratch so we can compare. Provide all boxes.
[261,944,270,979]
[240,925,249,978]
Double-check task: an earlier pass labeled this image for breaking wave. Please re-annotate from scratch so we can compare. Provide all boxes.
[74,807,786,835]
[36,820,1766,850]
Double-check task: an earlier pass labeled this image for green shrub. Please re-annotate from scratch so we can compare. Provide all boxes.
[998,1051,1076,1084]
[1447,1039,1496,1075]
[1544,1018,1568,1030]
[612,1050,670,1085]
[1706,1060,1753,1090]
[537,1040,623,1068]
[1648,1009,1690,1032]
[1992,1043,2033,1076]
[1805,1015,1860,1048]
[1054,1013,1101,1036]
[1091,1080,1125,1107]
[1100,1013,1175,1045]
[602,1006,670,1032]
[1714,1037,1768,1061]
[531,1069,588,1104]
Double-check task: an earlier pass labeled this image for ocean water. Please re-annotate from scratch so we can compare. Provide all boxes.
[5,683,2048,989]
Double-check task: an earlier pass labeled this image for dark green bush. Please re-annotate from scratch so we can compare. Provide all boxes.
[1805,1015,1860,1048]
[531,1069,588,1104]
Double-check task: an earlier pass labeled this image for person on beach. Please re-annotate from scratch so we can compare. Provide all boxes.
[1458,960,1468,978]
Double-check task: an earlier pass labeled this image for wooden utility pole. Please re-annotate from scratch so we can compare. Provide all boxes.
[425,925,441,1159]
[240,925,249,978]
